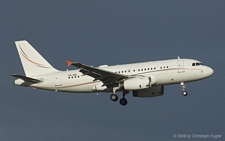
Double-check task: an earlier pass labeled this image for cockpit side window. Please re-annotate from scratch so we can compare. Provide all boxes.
[193,62,204,66]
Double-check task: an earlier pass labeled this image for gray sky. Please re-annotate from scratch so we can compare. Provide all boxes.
[1,1,224,141]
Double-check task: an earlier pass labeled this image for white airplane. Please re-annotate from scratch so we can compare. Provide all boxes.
[12,40,214,106]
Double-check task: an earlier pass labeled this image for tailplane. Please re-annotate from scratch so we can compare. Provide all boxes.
[15,40,59,77]
[11,74,42,83]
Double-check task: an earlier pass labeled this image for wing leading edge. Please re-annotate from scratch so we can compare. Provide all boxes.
[66,60,129,87]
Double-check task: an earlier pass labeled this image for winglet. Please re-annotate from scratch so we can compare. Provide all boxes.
[66,60,73,67]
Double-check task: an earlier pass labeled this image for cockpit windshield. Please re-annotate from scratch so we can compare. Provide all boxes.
[192,62,204,66]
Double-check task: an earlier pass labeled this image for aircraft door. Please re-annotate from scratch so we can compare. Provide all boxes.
[177,60,185,73]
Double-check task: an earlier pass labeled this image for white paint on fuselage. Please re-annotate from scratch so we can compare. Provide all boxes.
[19,58,213,93]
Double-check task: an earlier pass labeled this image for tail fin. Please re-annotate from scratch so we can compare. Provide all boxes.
[15,40,59,77]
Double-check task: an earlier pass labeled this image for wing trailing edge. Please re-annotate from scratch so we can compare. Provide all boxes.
[11,74,42,83]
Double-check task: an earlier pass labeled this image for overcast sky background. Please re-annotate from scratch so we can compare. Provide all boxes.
[1,1,225,141]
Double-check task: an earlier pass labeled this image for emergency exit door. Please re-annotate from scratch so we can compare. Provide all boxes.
[177,60,185,73]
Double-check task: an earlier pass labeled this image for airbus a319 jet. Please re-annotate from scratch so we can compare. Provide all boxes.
[12,41,214,106]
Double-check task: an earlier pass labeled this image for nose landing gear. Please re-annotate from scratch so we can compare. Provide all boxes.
[180,82,188,96]
[182,91,188,96]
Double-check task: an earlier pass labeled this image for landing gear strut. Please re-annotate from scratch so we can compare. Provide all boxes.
[110,89,129,106]
[180,82,188,96]
[119,91,129,106]
[110,87,120,102]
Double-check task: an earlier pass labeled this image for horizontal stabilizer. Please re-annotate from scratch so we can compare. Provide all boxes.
[11,74,42,83]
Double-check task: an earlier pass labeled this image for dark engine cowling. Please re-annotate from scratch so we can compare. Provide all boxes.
[132,86,164,98]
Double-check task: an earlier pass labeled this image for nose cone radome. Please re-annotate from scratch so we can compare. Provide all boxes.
[206,67,214,77]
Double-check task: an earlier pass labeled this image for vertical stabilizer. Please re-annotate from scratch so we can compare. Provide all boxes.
[15,40,59,77]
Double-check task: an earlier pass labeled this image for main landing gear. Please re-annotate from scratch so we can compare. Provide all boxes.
[110,94,118,101]
[119,98,127,106]
[110,90,129,106]
[180,82,188,96]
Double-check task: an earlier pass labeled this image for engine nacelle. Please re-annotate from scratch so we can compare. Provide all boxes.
[132,86,164,98]
[123,77,149,90]
[123,75,157,90]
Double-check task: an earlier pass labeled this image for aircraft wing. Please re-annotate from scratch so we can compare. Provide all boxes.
[66,60,129,86]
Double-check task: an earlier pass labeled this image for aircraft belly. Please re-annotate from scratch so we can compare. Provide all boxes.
[60,83,96,93]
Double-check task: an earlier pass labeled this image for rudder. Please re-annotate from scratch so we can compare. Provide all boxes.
[15,40,59,77]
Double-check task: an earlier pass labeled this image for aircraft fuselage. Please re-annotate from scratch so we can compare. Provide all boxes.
[15,58,213,93]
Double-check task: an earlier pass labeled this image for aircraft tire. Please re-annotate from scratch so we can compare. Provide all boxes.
[110,94,118,102]
[119,98,128,106]
[182,91,188,96]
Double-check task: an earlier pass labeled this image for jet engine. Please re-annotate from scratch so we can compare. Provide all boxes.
[122,75,157,90]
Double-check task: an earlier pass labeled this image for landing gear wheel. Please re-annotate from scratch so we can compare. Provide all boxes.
[180,82,188,96]
[110,94,118,102]
[182,91,188,96]
[119,98,128,106]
